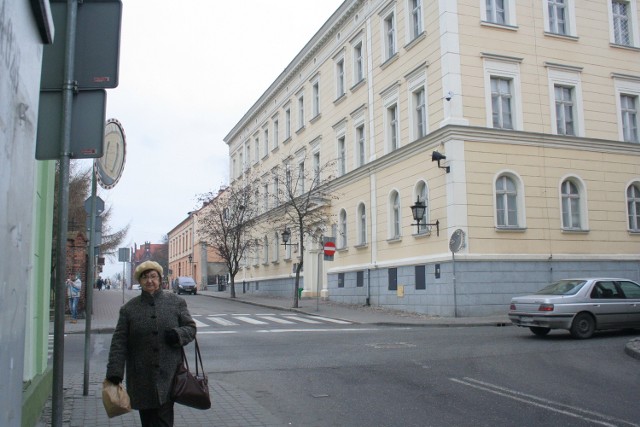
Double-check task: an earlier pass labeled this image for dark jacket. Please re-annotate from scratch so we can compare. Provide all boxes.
[106,290,196,409]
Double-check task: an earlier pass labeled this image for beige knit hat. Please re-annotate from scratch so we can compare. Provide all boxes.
[134,261,163,283]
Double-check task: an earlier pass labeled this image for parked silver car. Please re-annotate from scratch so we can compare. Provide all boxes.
[508,278,640,339]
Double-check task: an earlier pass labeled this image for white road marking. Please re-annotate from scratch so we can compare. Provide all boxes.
[193,318,208,328]
[304,315,351,324]
[233,316,268,325]
[281,315,322,324]
[207,317,238,326]
[256,315,295,324]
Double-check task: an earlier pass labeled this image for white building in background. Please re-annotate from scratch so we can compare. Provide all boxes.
[224,0,640,317]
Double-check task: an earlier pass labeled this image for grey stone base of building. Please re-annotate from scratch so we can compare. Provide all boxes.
[241,259,640,317]
[22,366,53,427]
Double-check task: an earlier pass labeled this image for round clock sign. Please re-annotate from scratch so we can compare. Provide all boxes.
[96,118,126,189]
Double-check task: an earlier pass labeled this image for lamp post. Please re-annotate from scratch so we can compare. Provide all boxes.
[410,198,440,236]
[188,254,193,278]
[281,228,293,246]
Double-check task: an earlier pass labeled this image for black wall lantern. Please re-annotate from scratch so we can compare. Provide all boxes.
[281,227,295,246]
[410,198,440,236]
[432,151,450,173]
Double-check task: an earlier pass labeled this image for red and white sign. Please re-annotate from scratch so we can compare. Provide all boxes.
[323,241,336,257]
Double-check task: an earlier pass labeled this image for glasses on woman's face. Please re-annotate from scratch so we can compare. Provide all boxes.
[141,273,160,280]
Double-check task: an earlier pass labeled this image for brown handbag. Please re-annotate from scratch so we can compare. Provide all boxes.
[170,338,211,409]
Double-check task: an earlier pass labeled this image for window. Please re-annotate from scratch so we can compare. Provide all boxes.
[298,94,305,130]
[415,265,426,290]
[338,273,345,288]
[263,183,269,212]
[298,161,305,194]
[356,124,366,167]
[496,175,518,227]
[312,81,320,117]
[561,178,583,230]
[491,77,513,129]
[356,271,364,287]
[263,236,269,264]
[254,137,260,164]
[273,118,279,149]
[339,209,347,248]
[628,183,640,231]
[414,88,426,138]
[408,0,423,41]
[547,0,568,34]
[273,174,279,207]
[313,151,320,181]
[486,0,506,24]
[555,85,575,135]
[285,107,291,139]
[273,232,280,262]
[337,136,346,176]
[353,41,364,84]
[390,190,401,239]
[414,181,429,233]
[610,0,640,46]
[336,58,345,98]
[263,129,269,156]
[621,94,639,142]
[388,104,399,151]
[357,203,367,244]
[383,10,397,61]
[388,268,397,291]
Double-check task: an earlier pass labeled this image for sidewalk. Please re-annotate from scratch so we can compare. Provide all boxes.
[38,287,640,426]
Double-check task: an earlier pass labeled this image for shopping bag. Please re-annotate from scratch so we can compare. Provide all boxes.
[170,338,211,409]
[102,379,132,418]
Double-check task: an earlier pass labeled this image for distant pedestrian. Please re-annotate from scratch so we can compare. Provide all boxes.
[96,276,104,291]
[66,274,81,323]
[106,261,196,427]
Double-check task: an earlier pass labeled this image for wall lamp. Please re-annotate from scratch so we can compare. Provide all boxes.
[281,227,296,246]
[432,151,450,173]
[410,198,440,236]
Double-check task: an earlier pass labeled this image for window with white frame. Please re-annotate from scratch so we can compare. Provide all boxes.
[491,77,514,129]
[414,181,429,233]
[285,163,292,196]
[495,174,524,228]
[390,190,401,239]
[263,183,269,212]
[353,41,364,84]
[414,88,426,138]
[285,231,292,259]
[336,57,345,99]
[313,151,320,182]
[388,104,399,151]
[483,0,517,26]
[407,67,428,141]
[263,128,269,156]
[312,80,320,118]
[273,173,280,207]
[548,66,583,136]
[621,94,639,142]
[357,202,367,244]
[273,231,280,262]
[273,117,279,149]
[628,182,640,231]
[298,94,305,130]
[408,0,423,41]
[337,135,346,176]
[298,160,305,195]
[285,106,291,139]
[254,137,260,164]
[339,209,348,248]
[382,8,397,61]
[544,0,576,36]
[263,236,269,264]
[609,0,639,47]
[356,124,366,167]
[560,177,586,230]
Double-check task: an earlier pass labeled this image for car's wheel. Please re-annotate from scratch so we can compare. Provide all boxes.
[570,313,595,339]
[529,326,551,336]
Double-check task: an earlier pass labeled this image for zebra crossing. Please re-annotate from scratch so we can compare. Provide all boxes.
[192,313,351,329]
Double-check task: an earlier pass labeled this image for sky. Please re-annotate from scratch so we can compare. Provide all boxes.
[98,1,345,278]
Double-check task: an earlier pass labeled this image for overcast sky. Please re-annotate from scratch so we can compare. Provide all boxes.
[98,0,345,278]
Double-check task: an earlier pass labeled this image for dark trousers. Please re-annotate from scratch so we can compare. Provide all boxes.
[139,401,174,427]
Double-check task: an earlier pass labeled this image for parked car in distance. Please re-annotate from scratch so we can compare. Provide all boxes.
[131,284,141,291]
[509,278,640,339]
[172,276,197,295]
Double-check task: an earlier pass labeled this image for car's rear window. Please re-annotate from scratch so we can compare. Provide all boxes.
[535,280,586,295]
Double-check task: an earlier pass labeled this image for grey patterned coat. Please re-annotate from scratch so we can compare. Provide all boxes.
[106,290,196,410]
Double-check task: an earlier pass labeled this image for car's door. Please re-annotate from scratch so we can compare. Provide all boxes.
[617,280,640,327]
[590,281,628,329]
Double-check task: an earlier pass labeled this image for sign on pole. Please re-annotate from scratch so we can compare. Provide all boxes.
[323,237,336,261]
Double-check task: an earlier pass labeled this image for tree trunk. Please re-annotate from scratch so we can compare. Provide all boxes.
[230,275,236,298]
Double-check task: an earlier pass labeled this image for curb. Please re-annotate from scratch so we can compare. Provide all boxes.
[624,338,640,361]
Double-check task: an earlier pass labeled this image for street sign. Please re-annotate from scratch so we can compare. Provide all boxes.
[84,196,105,215]
[323,237,336,261]
[118,247,130,262]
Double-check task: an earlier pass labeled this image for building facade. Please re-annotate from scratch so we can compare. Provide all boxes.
[224,0,640,317]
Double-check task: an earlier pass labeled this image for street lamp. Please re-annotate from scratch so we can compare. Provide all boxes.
[281,227,295,246]
[188,254,193,277]
[410,198,440,236]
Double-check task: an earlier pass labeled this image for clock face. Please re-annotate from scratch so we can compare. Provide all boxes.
[96,119,126,189]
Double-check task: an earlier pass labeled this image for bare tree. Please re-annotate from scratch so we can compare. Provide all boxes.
[197,183,260,298]
[271,152,337,308]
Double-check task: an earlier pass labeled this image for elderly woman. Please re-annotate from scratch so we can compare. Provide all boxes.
[106,261,196,426]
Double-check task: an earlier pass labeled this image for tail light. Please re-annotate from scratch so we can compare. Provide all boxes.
[509,303,516,311]
[538,303,554,312]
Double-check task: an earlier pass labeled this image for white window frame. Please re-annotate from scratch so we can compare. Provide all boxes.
[337,135,346,177]
[352,39,365,85]
[351,106,367,168]
[406,0,423,41]
[284,105,291,140]
[273,231,280,262]
[253,135,260,165]
[263,235,269,264]
[312,79,320,118]
[627,181,640,231]
[382,84,400,153]
[339,209,348,249]
[481,0,517,26]
[272,114,279,150]
[389,190,402,239]
[381,6,397,62]
[297,92,305,130]
[407,67,428,141]
[608,0,640,47]
[262,127,269,157]
[413,180,430,234]
[493,171,526,229]
[613,75,640,143]
[483,57,523,130]
[559,175,588,231]
[335,55,346,99]
[543,0,576,37]
[547,66,584,137]
[357,202,367,245]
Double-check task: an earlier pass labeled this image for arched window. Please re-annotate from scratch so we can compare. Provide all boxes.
[339,209,348,248]
[273,231,280,262]
[561,178,583,230]
[357,203,367,244]
[263,236,269,264]
[390,190,401,239]
[496,175,518,227]
[628,182,640,231]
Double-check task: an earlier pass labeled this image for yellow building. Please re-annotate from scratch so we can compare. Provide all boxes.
[224,0,640,316]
